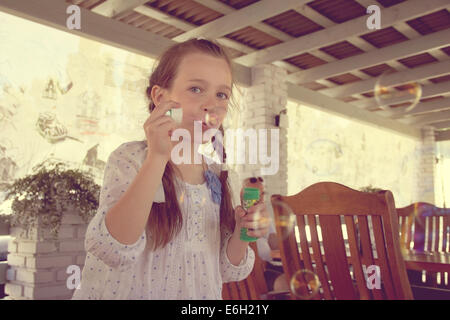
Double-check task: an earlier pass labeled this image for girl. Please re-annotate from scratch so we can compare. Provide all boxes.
[72,38,270,300]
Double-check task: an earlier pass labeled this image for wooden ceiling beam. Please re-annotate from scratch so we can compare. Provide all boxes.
[173,0,308,42]
[290,28,450,85]
[234,0,449,67]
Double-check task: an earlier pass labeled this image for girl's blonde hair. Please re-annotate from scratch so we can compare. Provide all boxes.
[145,38,236,250]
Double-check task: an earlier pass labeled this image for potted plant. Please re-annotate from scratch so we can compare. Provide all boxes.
[3,161,100,238]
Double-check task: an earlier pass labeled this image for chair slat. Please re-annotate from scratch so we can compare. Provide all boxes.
[245,272,260,300]
[273,198,303,279]
[319,215,357,299]
[371,215,396,299]
[344,216,370,299]
[358,216,384,300]
[222,284,230,300]
[296,215,315,277]
[413,216,426,252]
[238,280,249,299]
[399,216,406,246]
[404,216,413,251]
[434,216,441,252]
[229,282,239,299]
[293,215,319,299]
[308,215,333,299]
[426,217,433,252]
[443,216,449,252]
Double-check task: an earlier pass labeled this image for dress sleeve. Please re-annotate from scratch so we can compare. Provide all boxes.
[84,144,147,271]
[219,225,255,283]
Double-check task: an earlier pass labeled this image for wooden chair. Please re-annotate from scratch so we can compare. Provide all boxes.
[271,182,413,300]
[397,202,450,289]
[222,242,290,300]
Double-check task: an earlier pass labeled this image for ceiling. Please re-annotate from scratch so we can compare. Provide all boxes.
[0,0,449,140]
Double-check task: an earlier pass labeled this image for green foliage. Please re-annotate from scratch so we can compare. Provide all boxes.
[359,185,384,193]
[3,161,100,238]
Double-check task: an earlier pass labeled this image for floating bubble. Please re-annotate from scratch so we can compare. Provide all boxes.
[271,200,296,240]
[251,206,273,231]
[205,106,227,128]
[165,108,183,124]
[205,112,219,128]
[374,71,422,112]
[304,139,343,176]
[197,140,216,158]
[289,269,320,300]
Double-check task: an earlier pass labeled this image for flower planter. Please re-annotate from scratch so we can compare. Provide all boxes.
[5,206,89,300]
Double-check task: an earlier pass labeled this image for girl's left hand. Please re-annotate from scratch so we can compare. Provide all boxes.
[234,202,271,239]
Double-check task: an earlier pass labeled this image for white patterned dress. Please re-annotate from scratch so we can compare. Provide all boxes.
[71,140,254,300]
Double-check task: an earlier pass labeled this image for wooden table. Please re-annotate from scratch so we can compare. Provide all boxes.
[403,251,450,273]
[271,250,450,273]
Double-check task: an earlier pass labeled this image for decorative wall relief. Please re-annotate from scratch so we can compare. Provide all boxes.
[36,112,83,144]
[42,78,58,100]
[75,91,102,136]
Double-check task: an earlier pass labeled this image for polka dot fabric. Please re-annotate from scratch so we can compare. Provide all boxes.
[71,140,254,299]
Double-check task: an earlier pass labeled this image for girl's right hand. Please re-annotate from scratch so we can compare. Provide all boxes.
[143,100,181,161]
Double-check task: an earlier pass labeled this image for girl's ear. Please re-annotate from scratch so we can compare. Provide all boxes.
[150,85,168,108]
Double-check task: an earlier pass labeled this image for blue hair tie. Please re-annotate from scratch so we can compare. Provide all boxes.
[204,169,222,205]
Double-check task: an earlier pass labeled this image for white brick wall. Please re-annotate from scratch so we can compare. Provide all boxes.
[229,63,288,197]
[417,126,436,203]
[5,209,88,300]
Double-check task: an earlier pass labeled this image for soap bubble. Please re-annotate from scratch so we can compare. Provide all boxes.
[251,205,273,231]
[166,108,183,124]
[271,199,296,240]
[290,269,321,300]
[304,139,343,176]
[205,112,219,128]
[374,71,422,112]
[197,140,216,158]
[205,106,226,128]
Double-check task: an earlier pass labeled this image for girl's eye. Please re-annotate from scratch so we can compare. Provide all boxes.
[217,92,229,100]
[190,87,201,93]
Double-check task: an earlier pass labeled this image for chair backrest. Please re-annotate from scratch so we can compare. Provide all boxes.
[397,202,450,253]
[222,242,268,300]
[397,202,450,289]
[271,182,413,300]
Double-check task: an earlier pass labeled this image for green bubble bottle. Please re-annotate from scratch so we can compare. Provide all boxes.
[240,187,259,242]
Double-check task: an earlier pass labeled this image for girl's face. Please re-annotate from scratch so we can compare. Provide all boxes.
[154,52,232,143]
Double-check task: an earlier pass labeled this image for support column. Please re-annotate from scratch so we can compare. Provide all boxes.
[417,126,436,204]
[227,64,288,200]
